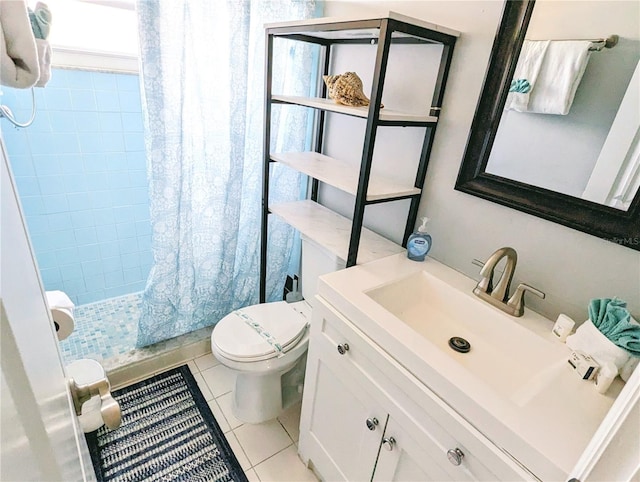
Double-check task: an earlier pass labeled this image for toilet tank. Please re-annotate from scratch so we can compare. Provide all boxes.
[301,235,346,307]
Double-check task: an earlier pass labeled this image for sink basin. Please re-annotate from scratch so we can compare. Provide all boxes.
[365,270,568,405]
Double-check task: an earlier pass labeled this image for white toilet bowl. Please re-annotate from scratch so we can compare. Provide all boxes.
[211,235,345,424]
[211,300,311,423]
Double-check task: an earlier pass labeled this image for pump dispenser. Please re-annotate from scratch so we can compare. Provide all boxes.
[406,217,432,261]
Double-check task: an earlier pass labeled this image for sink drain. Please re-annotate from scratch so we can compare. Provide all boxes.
[448,336,471,353]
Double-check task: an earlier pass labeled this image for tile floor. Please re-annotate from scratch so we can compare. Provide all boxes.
[60,292,142,362]
[149,352,319,482]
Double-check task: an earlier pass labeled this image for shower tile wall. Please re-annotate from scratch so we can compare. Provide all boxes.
[1,68,151,305]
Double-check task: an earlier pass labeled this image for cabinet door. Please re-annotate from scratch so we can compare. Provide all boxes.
[299,342,386,482]
[373,417,462,482]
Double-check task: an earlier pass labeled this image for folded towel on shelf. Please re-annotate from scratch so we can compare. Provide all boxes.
[34,38,51,87]
[0,0,40,88]
[505,40,550,112]
[526,40,592,115]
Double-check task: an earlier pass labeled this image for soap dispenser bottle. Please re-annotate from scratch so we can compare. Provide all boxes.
[407,217,432,261]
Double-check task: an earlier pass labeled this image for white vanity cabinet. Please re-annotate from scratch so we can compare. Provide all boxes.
[299,297,536,482]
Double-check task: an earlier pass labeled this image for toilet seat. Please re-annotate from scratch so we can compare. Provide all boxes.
[212,301,308,362]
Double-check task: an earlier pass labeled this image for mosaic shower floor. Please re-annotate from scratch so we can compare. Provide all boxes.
[59,292,142,363]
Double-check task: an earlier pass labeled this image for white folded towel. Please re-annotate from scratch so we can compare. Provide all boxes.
[527,40,592,115]
[0,0,40,88]
[505,40,550,112]
[566,319,631,372]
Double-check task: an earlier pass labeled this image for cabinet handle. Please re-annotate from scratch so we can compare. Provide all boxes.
[366,417,379,431]
[382,437,396,451]
[337,343,349,355]
[447,448,465,466]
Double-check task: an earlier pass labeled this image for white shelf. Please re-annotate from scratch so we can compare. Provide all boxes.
[265,11,461,39]
[272,95,437,124]
[272,151,421,201]
[270,200,404,265]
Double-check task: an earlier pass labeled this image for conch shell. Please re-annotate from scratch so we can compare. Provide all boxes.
[323,72,384,108]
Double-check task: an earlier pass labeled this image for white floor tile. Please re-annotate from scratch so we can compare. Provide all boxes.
[194,353,218,371]
[192,372,214,401]
[226,431,251,471]
[201,364,235,397]
[244,469,260,482]
[206,399,230,433]
[253,445,318,482]
[234,419,293,466]
[278,401,301,443]
[186,359,199,374]
[217,392,244,430]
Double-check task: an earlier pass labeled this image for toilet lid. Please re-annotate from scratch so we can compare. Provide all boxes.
[212,301,308,361]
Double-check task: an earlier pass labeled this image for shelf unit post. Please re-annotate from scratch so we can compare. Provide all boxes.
[260,31,274,303]
[402,36,456,246]
[347,19,394,267]
[311,44,331,203]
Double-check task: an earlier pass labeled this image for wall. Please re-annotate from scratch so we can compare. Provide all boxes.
[485,1,640,198]
[1,68,151,305]
[323,0,640,322]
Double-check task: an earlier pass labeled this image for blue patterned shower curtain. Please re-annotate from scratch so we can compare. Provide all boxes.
[136,0,321,347]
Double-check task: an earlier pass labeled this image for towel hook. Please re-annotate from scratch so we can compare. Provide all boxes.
[0,87,36,128]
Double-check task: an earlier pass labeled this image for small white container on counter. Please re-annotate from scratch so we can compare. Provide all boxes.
[552,314,575,342]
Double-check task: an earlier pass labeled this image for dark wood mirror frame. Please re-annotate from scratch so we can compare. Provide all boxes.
[455,0,640,251]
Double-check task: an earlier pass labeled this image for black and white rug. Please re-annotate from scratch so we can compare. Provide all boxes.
[86,365,248,482]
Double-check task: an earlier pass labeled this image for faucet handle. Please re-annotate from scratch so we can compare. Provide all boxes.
[507,283,545,317]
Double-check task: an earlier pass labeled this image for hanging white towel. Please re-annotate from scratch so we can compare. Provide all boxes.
[34,38,51,87]
[0,0,40,88]
[505,40,550,112]
[527,40,592,115]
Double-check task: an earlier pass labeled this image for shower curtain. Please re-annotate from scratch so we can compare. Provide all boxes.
[136,0,321,347]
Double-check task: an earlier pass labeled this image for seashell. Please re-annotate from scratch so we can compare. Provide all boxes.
[323,72,384,108]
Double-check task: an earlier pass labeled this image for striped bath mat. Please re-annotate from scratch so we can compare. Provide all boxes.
[86,365,247,482]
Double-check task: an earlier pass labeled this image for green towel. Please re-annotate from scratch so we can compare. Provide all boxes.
[28,2,52,40]
[589,298,640,356]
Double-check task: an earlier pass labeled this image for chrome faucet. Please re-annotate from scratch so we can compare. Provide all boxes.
[473,247,545,317]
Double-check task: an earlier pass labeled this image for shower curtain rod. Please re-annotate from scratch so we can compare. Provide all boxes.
[527,34,619,51]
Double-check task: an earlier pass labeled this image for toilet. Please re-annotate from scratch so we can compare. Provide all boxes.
[211,236,345,423]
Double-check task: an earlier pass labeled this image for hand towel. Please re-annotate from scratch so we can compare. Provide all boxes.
[588,298,640,357]
[34,2,52,39]
[527,40,592,115]
[566,319,631,371]
[590,297,630,332]
[0,0,40,88]
[505,40,550,112]
[34,38,51,87]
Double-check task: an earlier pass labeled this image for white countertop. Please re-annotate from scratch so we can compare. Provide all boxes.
[316,253,622,481]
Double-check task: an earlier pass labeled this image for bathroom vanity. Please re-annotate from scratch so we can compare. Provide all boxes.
[298,254,622,481]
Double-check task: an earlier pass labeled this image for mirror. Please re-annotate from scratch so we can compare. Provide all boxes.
[456,0,640,251]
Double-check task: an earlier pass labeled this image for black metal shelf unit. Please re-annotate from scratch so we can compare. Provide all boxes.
[260,13,459,302]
